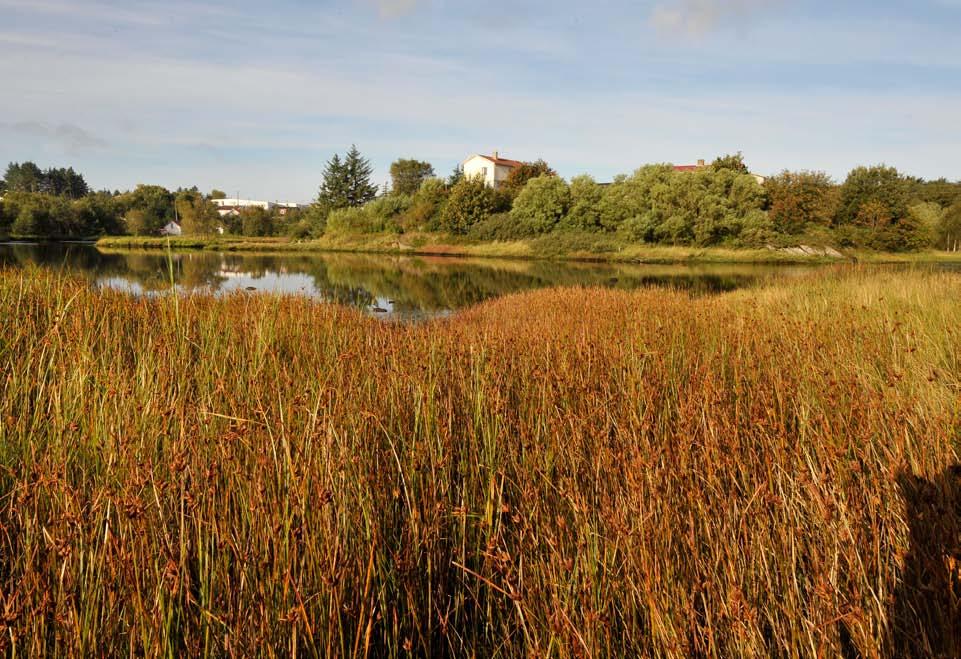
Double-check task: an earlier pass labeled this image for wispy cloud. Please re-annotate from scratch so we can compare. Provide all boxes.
[1,122,108,154]
[649,0,780,36]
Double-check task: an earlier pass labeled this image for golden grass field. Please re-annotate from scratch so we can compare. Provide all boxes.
[0,266,959,657]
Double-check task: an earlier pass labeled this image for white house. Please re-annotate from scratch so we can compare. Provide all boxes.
[160,221,182,236]
[462,152,524,189]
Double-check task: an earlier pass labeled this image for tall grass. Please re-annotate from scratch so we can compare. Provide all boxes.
[0,267,958,656]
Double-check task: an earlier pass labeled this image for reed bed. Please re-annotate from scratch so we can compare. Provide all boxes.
[0,266,958,657]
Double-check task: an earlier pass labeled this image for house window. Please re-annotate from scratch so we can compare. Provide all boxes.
[481,167,488,177]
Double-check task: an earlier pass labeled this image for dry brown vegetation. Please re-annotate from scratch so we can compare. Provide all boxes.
[0,266,959,657]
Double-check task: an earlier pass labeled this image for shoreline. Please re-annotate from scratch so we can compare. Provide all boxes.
[93,234,961,265]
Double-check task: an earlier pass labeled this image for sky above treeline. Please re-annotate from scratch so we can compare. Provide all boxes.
[2,0,960,202]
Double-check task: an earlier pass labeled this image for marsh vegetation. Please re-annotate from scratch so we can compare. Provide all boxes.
[0,267,958,656]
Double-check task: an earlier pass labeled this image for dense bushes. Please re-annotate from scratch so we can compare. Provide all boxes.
[0,190,123,238]
[598,165,767,246]
[510,175,570,234]
[467,212,538,241]
[441,177,501,234]
[308,159,959,252]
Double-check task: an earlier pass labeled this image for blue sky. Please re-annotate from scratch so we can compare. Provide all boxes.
[1,0,960,201]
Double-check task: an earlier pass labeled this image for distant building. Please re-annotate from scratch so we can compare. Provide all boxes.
[673,159,766,185]
[462,152,525,189]
[212,198,302,217]
[160,221,182,236]
[673,159,708,173]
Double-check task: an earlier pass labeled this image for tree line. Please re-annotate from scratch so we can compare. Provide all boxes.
[2,154,960,251]
[307,151,961,252]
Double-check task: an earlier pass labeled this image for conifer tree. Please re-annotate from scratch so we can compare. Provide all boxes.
[343,145,378,207]
[318,153,350,209]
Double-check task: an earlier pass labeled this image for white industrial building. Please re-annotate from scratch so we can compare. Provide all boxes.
[212,198,302,216]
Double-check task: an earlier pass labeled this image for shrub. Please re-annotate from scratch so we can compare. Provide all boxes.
[326,206,384,234]
[597,165,674,232]
[396,178,449,231]
[287,219,312,240]
[298,203,331,238]
[467,212,539,241]
[559,175,604,231]
[240,207,274,237]
[441,177,497,234]
[367,194,412,223]
[510,175,570,234]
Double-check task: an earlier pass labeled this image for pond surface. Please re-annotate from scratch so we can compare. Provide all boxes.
[0,241,841,320]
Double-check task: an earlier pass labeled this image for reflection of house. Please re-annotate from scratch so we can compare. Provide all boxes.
[212,198,302,217]
[462,152,524,189]
[673,159,766,185]
[160,221,182,236]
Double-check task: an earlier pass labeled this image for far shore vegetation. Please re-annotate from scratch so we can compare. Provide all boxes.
[3,150,961,261]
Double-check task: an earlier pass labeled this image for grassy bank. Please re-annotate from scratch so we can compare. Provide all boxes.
[1,268,960,656]
[96,233,961,264]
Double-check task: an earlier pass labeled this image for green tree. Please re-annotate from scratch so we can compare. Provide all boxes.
[209,189,227,200]
[510,175,571,234]
[318,154,350,209]
[836,165,909,226]
[765,170,838,234]
[398,178,448,231]
[937,201,961,251]
[389,159,435,195]
[74,192,123,235]
[596,164,675,233]
[11,194,56,236]
[501,159,557,197]
[711,152,750,174]
[40,167,88,198]
[3,162,44,193]
[317,147,377,210]
[441,177,497,234]
[909,178,961,208]
[561,175,604,230]
[124,210,151,236]
[344,145,378,207]
[0,198,9,233]
[119,184,174,235]
[176,190,219,235]
[447,165,464,187]
[240,207,274,237]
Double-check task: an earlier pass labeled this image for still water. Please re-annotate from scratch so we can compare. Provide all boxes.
[3,241,824,320]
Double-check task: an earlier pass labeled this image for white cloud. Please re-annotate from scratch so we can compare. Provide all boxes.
[649,0,780,36]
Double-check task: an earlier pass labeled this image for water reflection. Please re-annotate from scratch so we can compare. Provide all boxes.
[2,242,814,320]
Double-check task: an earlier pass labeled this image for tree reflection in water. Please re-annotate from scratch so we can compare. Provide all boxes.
[1,242,823,319]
